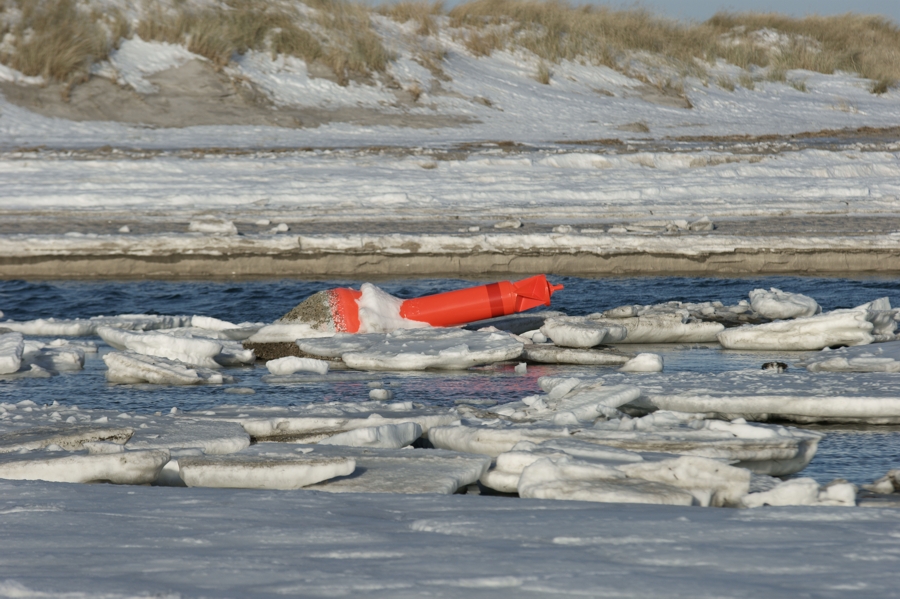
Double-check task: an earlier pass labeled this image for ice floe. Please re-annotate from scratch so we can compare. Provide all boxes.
[0,314,190,337]
[103,352,232,385]
[0,424,133,452]
[589,313,725,343]
[749,288,820,319]
[738,477,857,508]
[0,332,23,374]
[0,448,170,484]
[244,323,335,343]
[522,345,633,365]
[539,317,627,348]
[717,304,877,350]
[619,353,664,372]
[299,328,523,370]
[802,340,900,373]
[318,422,423,449]
[265,355,330,375]
[432,408,821,476]
[177,452,355,490]
[190,402,458,443]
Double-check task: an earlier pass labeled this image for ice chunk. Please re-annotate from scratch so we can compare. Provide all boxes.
[0,425,133,453]
[518,456,695,505]
[496,382,641,425]
[817,480,858,506]
[21,339,85,372]
[617,456,750,506]
[740,477,820,507]
[0,314,190,337]
[302,328,523,371]
[0,448,169,484]
[588,313,724,343]
[266,356,329,375]
[369,388,394,400]
[318,422,423,449]
[245,323,335,343]
[98,327,223,368]
[103,351,231,385]
[619,353,663,372]
[802,341,900,373]
[749,288,820,319]
[540,317,627,348]
[177,453,355,490]
[128,418,250,455]
[188,219,237,235]
[522,345,632,365]
[717,306,874,350]
[184,402,457,444]
[0,332,23,374]
[863,469,900,494]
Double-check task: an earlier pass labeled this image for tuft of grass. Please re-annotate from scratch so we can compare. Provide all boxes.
[716,75,735,91]
[738,72,755,90]
[535,60,550,84]
[380,1,443,36]
[0,0,112,92]
[871,78,893,94]
[789,78,808,92]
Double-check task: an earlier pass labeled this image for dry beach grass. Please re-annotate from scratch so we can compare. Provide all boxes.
[0,0,898,95]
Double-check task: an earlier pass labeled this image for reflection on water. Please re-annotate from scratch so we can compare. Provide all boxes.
[1,276,899,485]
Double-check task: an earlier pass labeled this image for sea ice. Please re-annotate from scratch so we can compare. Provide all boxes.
[318,422,423,449]
[749,288,820,319]
[0,314,190,337]
[188,219,238,235]
[588,313,724,343]
[98,326,223,368]
[21,339,85,371]
[619,353,664,372]
[802,341,900,373]
[127,417,250,455]
[0,332,23,374]
[0,424,133,453]
[739,477,821,507]
[492,380,641,425]
[518,456,695,506]
[266,355,330,375]
[0,448,170,484]
[103,351,231,385]
[301,328,523,371]
[717,305,876,350]
[539,317,627,348]
[522,345,632,365]
[189,402,458,443]
[177,452,355,490]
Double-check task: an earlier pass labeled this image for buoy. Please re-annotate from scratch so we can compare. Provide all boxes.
[327,275,563,333]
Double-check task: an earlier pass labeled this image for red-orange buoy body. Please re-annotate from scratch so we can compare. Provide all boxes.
[400,274,563,328]
[326,275,563,333]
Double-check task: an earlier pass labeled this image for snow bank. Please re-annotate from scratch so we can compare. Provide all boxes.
[318,422,423,449]
[103,351,231,385]
[104,37,197,94]
[0,448,170,484]
[266,356,329,375]
[749,288,820,319]
[301,328,523,370]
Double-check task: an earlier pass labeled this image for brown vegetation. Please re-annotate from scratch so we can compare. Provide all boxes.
[0,0,897,96]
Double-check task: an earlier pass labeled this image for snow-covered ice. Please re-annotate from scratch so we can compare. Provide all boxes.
[102,351,232,385]
[539,317,627,348]
[802,340,900,373]
[300,328,523,370]
[717,304,877,350]
[0,332,23,374]
[318,422,423,449]
[619,353,664,372]
[0,448,169,485]
[749,288,820,319]
[177,452,355,490]
[265,355,330,375]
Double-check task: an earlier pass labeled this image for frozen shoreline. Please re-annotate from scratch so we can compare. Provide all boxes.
[2,229,900,278]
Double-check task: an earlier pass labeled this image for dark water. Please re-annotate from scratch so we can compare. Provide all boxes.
[2,275,900,486]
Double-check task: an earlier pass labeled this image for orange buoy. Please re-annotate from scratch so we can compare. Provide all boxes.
[327,275,563,333]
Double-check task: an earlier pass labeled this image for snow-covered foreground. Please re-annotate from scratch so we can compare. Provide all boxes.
[2,480,899,598]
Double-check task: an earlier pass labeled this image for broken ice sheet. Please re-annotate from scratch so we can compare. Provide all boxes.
[103,352,233,385]
[299,328,524,370]
[0,448,169,485]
